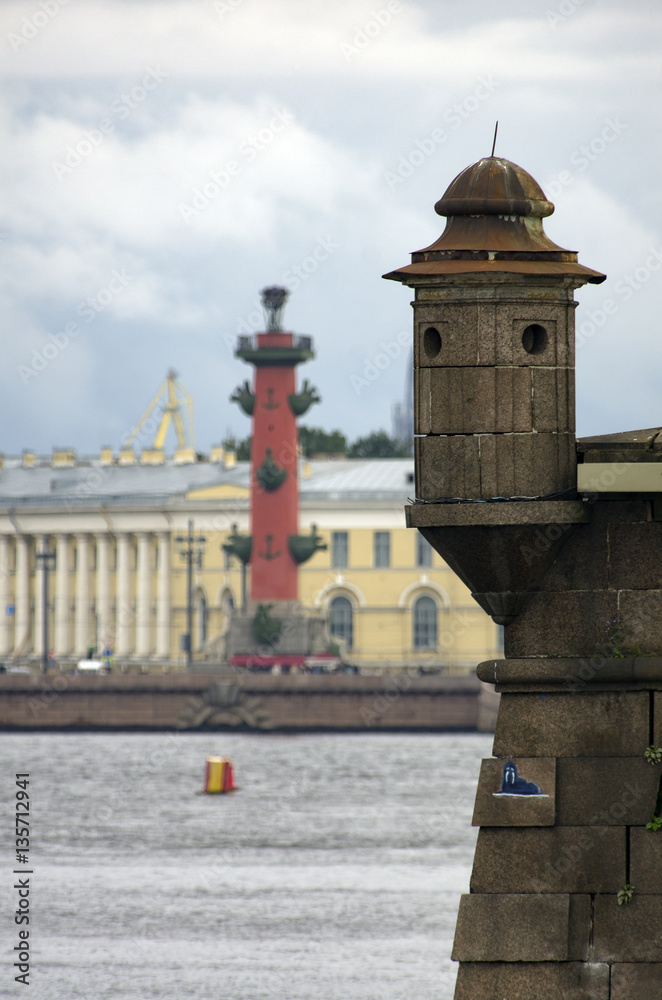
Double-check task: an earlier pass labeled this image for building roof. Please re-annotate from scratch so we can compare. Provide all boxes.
[0,457,416,508]
[0,460,242,506]
[301,459,415,501]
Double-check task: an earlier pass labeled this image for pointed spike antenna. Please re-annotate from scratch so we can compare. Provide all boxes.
[491,121,499,158]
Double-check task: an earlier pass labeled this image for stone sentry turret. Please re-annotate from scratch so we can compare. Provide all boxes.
[384,156,605,626]
[394,157,603,501]
[386,157,662,998]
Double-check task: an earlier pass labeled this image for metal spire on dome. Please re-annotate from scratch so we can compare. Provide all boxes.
[383,153,606,284]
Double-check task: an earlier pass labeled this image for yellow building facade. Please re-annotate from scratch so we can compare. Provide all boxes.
[0,450,499,672]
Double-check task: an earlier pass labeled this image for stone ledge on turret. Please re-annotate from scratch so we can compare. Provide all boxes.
[406,498,589,527]
[477,656,662,689]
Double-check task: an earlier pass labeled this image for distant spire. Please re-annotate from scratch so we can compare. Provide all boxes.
[392,348,414,454]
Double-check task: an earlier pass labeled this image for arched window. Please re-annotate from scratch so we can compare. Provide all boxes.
[217,589,235,636]
[196,593,207,650]
[329,595,353,650]
[413,595,437,650]
[221,591,234,616]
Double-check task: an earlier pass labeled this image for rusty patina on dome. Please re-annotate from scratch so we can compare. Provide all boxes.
[435,156,555,219]
[384,155,606,284]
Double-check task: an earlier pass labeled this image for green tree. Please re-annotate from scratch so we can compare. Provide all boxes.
[298,426,347,458]
[222,428,410,462]
[347,431,409,458]
[222,437,251,460]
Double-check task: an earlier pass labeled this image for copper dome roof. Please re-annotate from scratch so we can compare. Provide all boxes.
[434,156,554,219]
[384,155,606,285]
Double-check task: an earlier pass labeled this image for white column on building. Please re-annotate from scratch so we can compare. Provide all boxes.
[96,533,111,654]
[34,534,49,657]
[115,533,132,656]
[74,534,90,655]
[0,536,12,656]
[54,534,70,656]
[156,531,171,659]
[14,535,31,654]
[135,532,152,657]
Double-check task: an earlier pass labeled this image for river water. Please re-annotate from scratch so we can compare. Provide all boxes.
[2,731,491,999]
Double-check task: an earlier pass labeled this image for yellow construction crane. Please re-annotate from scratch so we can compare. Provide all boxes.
[125,369,195,452]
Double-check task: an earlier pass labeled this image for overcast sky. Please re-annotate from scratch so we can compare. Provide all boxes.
[1,0,661,456]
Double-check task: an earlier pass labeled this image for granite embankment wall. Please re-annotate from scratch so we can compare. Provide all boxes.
[0,672,498,731]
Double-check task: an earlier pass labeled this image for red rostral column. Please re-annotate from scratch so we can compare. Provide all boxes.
[232,287,318,603]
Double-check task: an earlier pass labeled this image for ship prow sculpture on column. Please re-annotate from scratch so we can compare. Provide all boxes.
[386,155,662,998]
[224,286,329,669]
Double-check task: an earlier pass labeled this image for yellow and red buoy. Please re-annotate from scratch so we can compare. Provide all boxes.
[203,756,237,794]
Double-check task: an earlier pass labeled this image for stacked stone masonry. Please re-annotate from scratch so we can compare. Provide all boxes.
[408,446,662,994]
[449,496,662,999]
[454,694,662,994]
[412,283,578,500]
[410,353,662,999]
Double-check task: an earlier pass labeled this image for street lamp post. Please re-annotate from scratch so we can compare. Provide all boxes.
[36,545,56,674]
[175,520,206,667]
